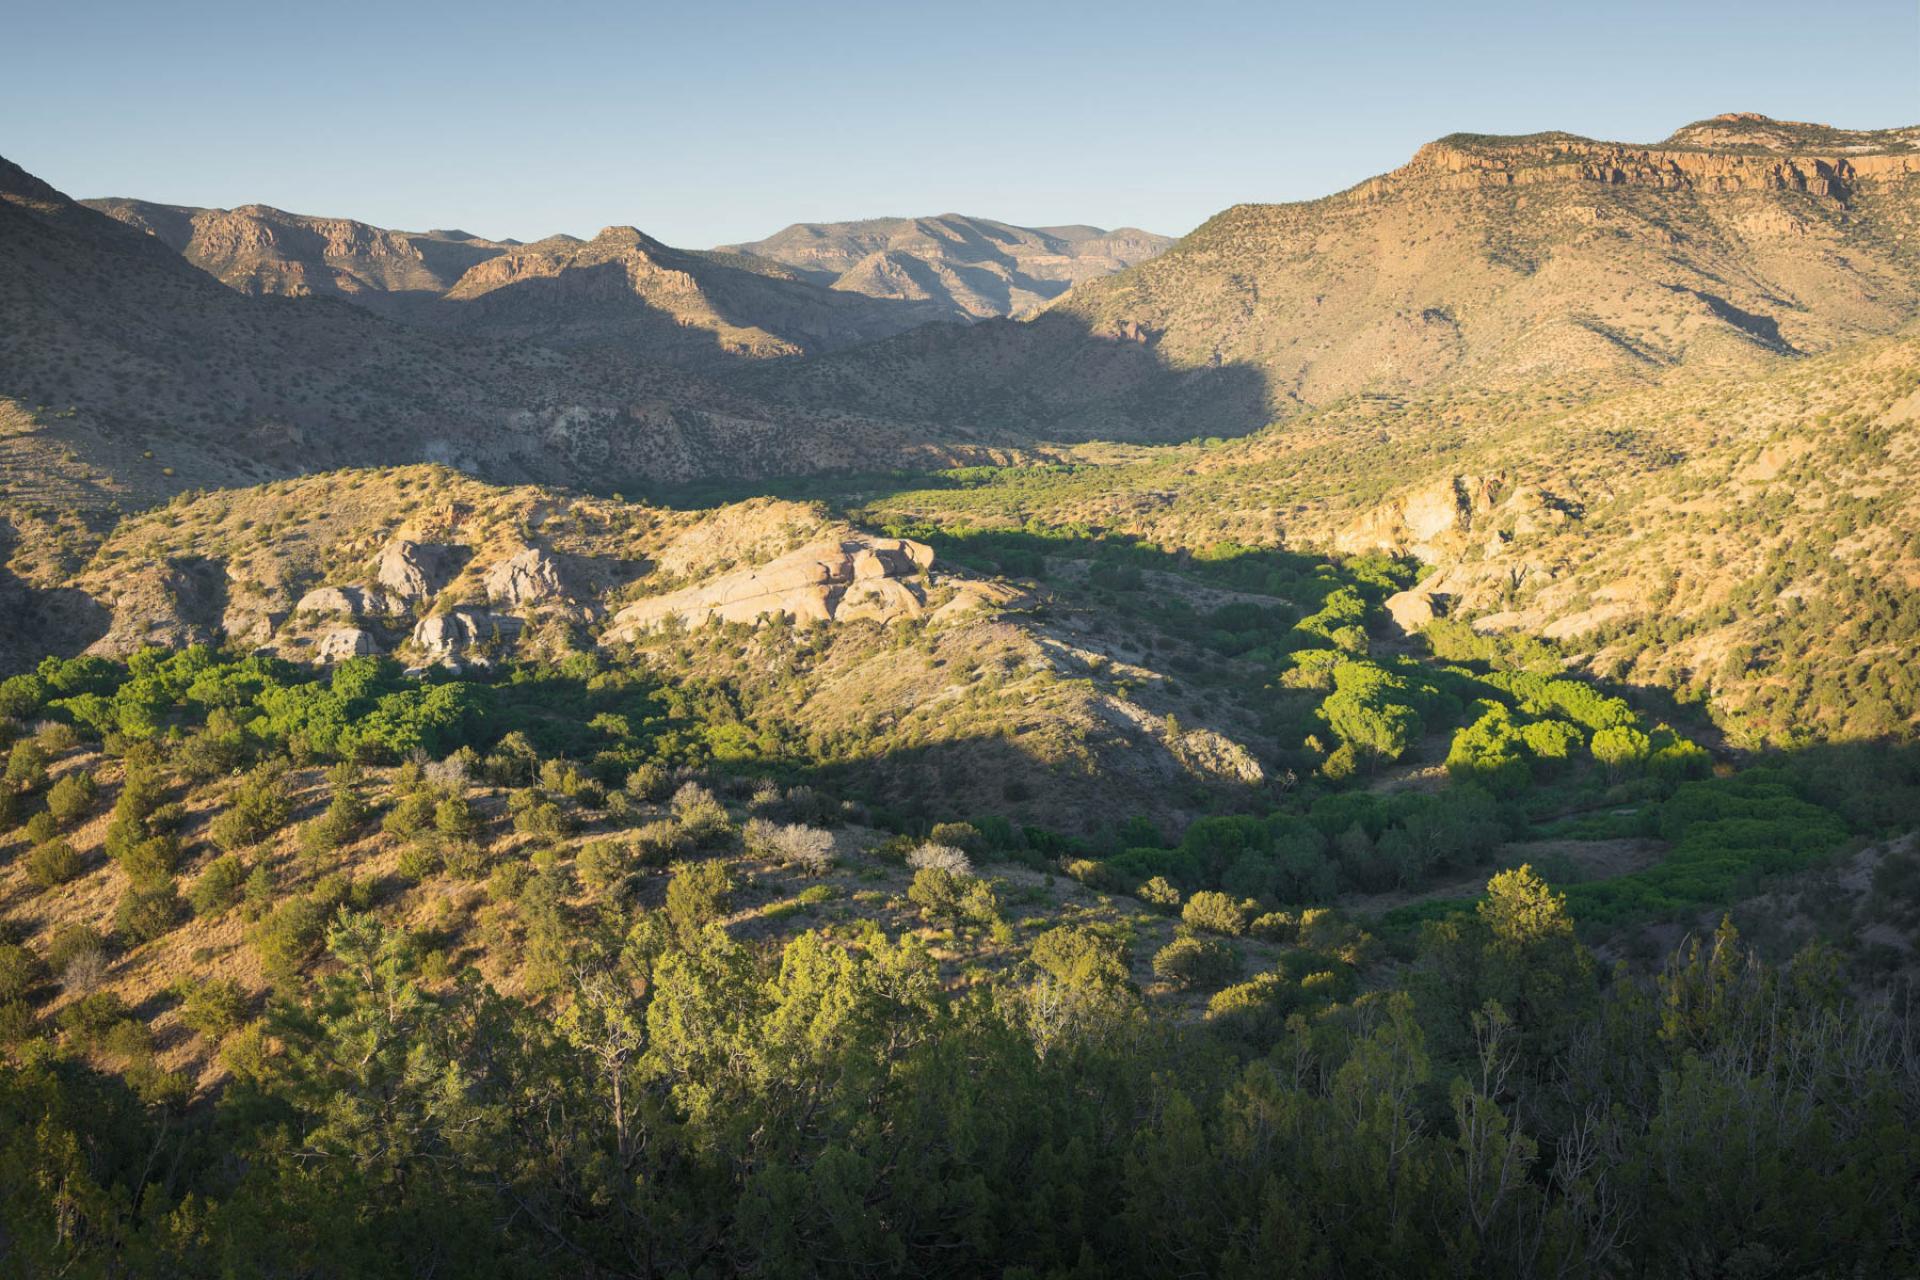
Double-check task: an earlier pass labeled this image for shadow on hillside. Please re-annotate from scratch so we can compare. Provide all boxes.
[0,523,111,673]
[415,257,948,370]
[727,306,1282,447]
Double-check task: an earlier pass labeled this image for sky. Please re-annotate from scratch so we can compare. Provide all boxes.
[4,0,1916,246]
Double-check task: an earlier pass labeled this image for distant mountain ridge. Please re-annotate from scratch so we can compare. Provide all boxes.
[0,157,1029,520]
[79,198,951,367]
[80,197,515,308]
[82,200,1167,363]
[755,112,1920,439]
[719,214,1173,319]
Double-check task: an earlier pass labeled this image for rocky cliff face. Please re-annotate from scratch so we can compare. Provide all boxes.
[602,534,1014,641]
[1356,115,1920,203]
[830,111,1920,438]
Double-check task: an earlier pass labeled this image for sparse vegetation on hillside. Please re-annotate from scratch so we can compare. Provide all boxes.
[5,111,1920,1276]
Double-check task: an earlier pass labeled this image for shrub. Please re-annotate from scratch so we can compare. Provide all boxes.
[487,860,533,902]
[116,880,182,946]
[188,855,249,917]
[119,834,180,887]
[47,925,108,990]
[250,895,333,985]
[5,739,49,789]
[0,942,43,1002]
[45,772,99,826]
[906,842,972,877]
[511,795,575,839]
[631,819,684,866]
[177,977,249,1041]
[928,821,984,855]
[57,991,131,1046]
[1137,876,1182,911]
[744,818,834,873]
[24,838,82,889]
[1182,890,1250,936]
[34,722,79,754]
[908,866,965,922]
[382,791,437,840]
[301,781,369,858]
[396,840,444,881]
[434,795,483,841]
[625,763,669,802]
[1249,911,1299,943]
[209,764,293,852]
[665,859,732,940]
[671,784,730,848]
[1152,936,1241,990]
[576,838,633,898]
[242,864,278,921]
[0,1000,37,1045]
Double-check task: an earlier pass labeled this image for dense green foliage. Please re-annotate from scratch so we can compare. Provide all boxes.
[1,885,1914,1278]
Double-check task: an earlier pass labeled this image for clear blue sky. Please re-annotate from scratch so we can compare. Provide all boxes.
[6,0,1915,246]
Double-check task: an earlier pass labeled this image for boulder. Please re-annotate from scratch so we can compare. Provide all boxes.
[1384,589,1443,635]
[293,585,402,618]
[376,539,459,603]
[482,546,569,607]
[835,577,925,624]
[315,627,383,662]
[602,534,939,641]
[412,607,524,664]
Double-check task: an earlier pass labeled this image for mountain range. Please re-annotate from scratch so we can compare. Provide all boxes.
[720,214,1173,319]
[4,111,1920,748]
[6,111,1920,1274]
[754,114,1920,438]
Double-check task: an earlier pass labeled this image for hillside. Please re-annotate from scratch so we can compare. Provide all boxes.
[86,198,948,369]
[770,334,1920,748]
[7,112,1920,1278]
[0,156,1036,521]
[0,467,1286,832]
[432,224,944,366]
[721,214,1173,319]
[81,197,515,314]
[756,114,1920,440]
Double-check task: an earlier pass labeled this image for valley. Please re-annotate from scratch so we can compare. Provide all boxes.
[2,105,1918,1278]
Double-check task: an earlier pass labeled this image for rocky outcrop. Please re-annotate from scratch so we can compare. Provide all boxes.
[1170,728,1266,787]
[482,546,569,608]
[1338,474,1584,562]
[82,198,510,300]
[292,585,403,618]
[315,627,383,662]
[410,607,524,666]
[1384,589,1443,635]
[1336,474,1503,560]
[376,539,460,604]
[721,215,1174,321]
[603,535,961,641]
[1357,117,1920,205]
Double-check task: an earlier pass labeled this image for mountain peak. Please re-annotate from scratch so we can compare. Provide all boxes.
[593,224,670,251]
